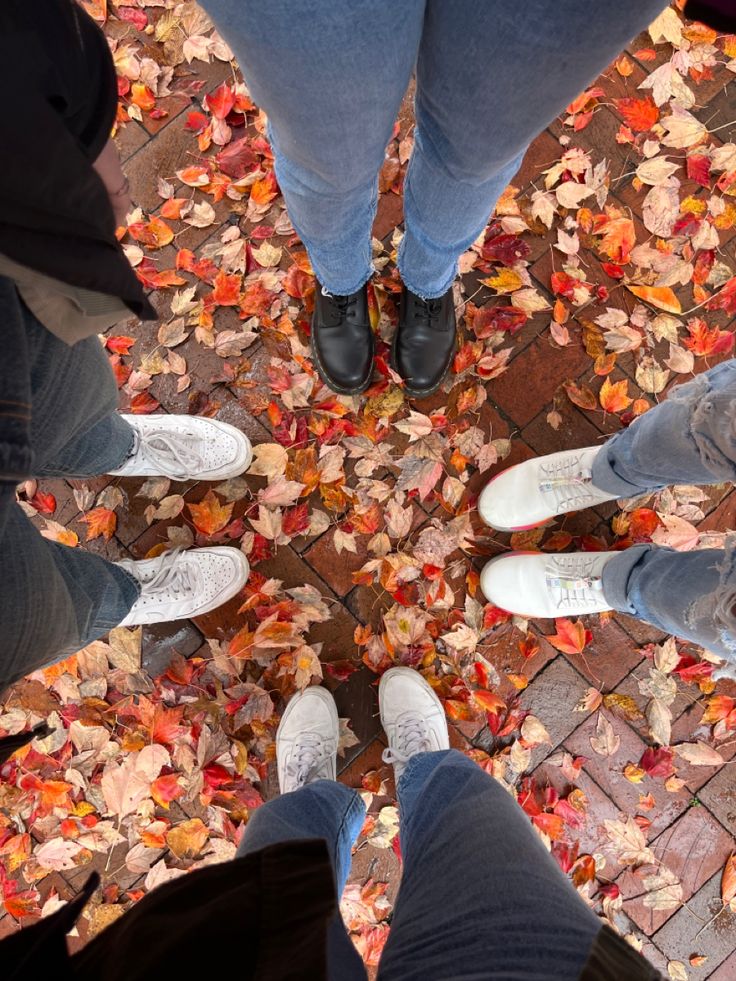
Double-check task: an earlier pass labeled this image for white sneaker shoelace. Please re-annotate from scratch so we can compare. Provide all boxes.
[128,428,206,480]
[382,714,432,768]
[545,555,606,611]
[538,452,603,515]
[123,549,202,605]
[284,732,333,789]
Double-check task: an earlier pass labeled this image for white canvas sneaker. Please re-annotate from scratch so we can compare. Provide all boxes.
[379,667,449,783]
[480,550,618,618]
[478,446,618,532]
[276,687,339,794]
[109,414,252,481]
[116,547,249,626]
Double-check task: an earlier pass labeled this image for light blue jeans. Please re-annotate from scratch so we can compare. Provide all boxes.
[595,361,736,672]
[238,750,604,980]
[200,0,667,298]
[0,278,139,692]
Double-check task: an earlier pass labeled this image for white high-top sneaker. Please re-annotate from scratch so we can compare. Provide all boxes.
[276,687,339,794]
[109,414,252,481]
[478,446,618,532]
[116,547,249,626]
[379,667,449,783]
[480,551,618,618]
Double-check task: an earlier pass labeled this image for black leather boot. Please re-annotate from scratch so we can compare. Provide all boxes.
[311,282,374,395]
[392,284,456,398]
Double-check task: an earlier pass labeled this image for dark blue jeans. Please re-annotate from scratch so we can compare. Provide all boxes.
[0,281,138,690]
[238,751,603,980]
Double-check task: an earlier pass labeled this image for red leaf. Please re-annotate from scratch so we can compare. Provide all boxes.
[129,391,161,414]
[614,96,659,132]
[532,812,565,840]
[472,305,527,338]
[640,745,675,778]
[687,154,711,188]
[683,317,735,357]
[215,136,258,179]
[281,502,310,538]
[707,277,736,316]
[205,83,236,120]
[185,111,209,134]
[481,233,531,266]
[29,491,56,515]
[106,335,136,355]
[210,270,242,306]
[117,5,148,29]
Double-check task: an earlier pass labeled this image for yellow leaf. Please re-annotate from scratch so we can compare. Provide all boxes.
[481,269,523,294]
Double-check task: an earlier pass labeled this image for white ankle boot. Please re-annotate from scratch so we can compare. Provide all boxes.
[116,547,249,625]
[480,551,618,618]
[110,414,252,481]
[478,446,618,531]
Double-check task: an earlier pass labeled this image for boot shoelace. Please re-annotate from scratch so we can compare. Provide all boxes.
[129,427,205,480]
[538,454,601,514]
[285,732,332,787]
[382,714,432,766]
[321,286,358,321]
[545,555,604,610]
[412,295,445,331]
[126,549,202,604]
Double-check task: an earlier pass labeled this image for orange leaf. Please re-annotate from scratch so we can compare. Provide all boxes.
[166,818,209,859]
[151,773,185,810]
[702,695,735,725]
[532,812,565,840]
[591,213,636,263]
[130,82,155,112]
[128,216,174,249]
[80,507,117,541]
[626,285,681,314]
[614,96,659,132]
[547,618,589,654]
[563,380,597,411]
[187,490,234,536]
[250,171,279,206]
[211,269,242,306]
[472,690,506,715]
[205,82,236,120]
[683,317,735,357]
[599,377,633,414]
[722,853,736,907]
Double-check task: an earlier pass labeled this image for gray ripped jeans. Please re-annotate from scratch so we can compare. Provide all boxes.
[592,360,736,675]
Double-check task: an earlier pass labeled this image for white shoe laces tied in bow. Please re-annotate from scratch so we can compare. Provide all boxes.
[133,549,201,602]
[545,555,604,611]
[130,428,205,480]
[284,732,332,788]
[382,714,432,767]
[538,454,600,514]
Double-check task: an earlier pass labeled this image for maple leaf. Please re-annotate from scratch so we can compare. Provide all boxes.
[706,276,736,315]
[599,377,633,413]
[615,96,659,132]
[547,618,590,654]
[187,490,234,536]
[166,818,209,858]
[683,317,735,357]
[210,269,242,306]
[80,507,117,541]
[205,82,236,119]
[128,216,174,248]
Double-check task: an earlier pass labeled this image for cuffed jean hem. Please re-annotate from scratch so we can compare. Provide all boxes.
[590,442,659,498]
[600,544,650,613]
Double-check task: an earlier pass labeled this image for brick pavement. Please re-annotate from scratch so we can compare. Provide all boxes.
[3,6,736,976]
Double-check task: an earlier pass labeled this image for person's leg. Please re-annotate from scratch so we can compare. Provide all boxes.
[199,0,425,296]
[603,544,736,675]
[400,0,667,298]
[238,687,367,980]
[378,751,605,980]
[592,360,736,496]
[0,503,139,690]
